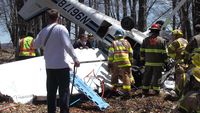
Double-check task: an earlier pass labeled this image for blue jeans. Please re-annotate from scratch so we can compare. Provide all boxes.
[46,68,70,113]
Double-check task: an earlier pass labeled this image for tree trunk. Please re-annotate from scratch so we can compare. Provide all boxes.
[130,0,137,28]
[89,0,93,7]
[180,1,192,41]
[78,0,85,36]
[122,0,127,17]
[192,0,200,35]
[172,0,177,30]
[138,0,147,32]
[116,0,120,20]
[94,0,98,10]
[104,0,110,16]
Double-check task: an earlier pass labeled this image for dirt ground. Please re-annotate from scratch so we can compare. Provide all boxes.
[0,48,178,113]
[0,90,177,113]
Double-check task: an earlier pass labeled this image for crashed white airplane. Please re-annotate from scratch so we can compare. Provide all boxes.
[0,0,147,104]
[0,0,177,109]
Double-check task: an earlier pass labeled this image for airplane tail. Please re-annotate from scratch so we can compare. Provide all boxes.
[18,0,48,20]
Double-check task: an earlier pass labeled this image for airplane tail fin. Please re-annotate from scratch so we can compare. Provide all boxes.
[18,0,48,20]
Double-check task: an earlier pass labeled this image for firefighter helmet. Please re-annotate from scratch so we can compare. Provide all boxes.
[172,29,183,38]
[192,67,200,82]
[149,24,161,31]
[114,30,124,38]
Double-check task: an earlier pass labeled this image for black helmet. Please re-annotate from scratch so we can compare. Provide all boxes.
[155,20,164,26]
[149,24,161,31]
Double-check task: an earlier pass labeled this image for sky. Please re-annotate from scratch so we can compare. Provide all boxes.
[0,0,11,44]
[0,26,11,44]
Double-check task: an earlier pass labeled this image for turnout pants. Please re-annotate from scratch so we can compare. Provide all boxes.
[111,66,132,91]
[142,66,163,91]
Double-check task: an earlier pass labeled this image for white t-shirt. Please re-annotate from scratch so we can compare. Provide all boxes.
[33,23,78,69]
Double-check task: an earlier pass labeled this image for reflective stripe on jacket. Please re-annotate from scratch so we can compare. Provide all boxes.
[108,38,133,67]
[19,36,36,56]
[167,38,188,60]
[140,36,167,66]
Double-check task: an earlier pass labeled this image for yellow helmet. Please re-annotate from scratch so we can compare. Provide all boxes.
[172,29,183,38]
[192,67,200,82]
[192,53,200,67]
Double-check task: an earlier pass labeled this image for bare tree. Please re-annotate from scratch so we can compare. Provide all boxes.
[104,0,110,16]
[129,0,137,28]
[180,1,192,40]
[78,0,85,38]
[94,0,99,10]
[192,0,200,35]
[138,0,147,31]
[146,0,158,16]
[172,0,177,29]
[116,0,120,20]
[122,0,128,17]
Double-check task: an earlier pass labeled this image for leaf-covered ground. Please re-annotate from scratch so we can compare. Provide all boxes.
[0,89,177,113]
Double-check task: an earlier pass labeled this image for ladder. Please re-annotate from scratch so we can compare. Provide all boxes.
[69,72,110,111]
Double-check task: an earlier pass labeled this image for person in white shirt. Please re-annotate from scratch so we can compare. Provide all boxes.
[33,9,80,113]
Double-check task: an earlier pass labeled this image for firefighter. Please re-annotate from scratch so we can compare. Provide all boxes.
[167,29,188,97]
[176,53,200,113]
[185,24,200,66]
[174,24,200,113]
[108,29,134,97]
[140,24,168,96]
[17,32,37,60]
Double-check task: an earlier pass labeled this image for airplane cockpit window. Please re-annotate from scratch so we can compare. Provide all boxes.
[97,20,112,37]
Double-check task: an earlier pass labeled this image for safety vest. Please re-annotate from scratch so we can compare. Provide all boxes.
[19,36,36,56]
[167,38,188,60]
[140,36,167,66]
[108,38,133,67]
